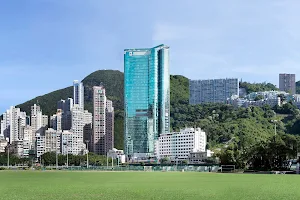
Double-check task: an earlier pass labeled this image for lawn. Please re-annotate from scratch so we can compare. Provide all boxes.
[1,171,300,200]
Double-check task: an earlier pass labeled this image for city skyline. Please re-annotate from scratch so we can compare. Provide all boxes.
[2,1,300,113]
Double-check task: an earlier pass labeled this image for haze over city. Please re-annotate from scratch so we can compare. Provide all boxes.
[1,0,300,113]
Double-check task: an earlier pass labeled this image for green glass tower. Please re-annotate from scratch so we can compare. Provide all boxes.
[124,44,170,157]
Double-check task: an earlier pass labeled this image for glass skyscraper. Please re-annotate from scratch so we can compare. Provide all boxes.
[124,44,170,157]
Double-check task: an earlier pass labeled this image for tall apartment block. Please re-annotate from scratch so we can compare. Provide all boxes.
[50,109,63,131]
[93,86,106,155]
[92,86,114,155]
[279,73,296,94]
[189,78,239,104]
[105,100,114,153]
[57,98,73,130]
[124,44,170,157]
[70,105,86,155]
[73,80,84,109]
[31,104,42,136]
[83,110,93,151]
[0,107,26,144]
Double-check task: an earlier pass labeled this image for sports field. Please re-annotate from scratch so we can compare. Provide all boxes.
[1,171,300,200]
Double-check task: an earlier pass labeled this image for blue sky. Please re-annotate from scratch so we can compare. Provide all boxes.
[1,0,300,113]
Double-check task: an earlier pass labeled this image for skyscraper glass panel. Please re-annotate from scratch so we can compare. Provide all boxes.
[124,44,170,156]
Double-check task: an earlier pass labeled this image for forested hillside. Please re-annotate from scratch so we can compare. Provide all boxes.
[16,70,300,169]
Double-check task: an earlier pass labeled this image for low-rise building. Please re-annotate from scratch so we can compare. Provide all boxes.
[10,140,24,157]
[61,130,85,155]
[155,128,207,160]
[107,148,126,164]
[189,150,214,164]
[0,139,8,153]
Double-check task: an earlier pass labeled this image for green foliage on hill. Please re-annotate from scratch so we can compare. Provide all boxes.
[16,70,190,150]
[296,81,300,94]
[239,81,278,94]
[16,70,300,169]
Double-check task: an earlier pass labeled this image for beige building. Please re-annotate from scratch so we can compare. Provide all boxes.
[92,86,114,155]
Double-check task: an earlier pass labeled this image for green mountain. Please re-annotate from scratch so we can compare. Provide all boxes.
[16,70,300,168]
[17,70,189,149]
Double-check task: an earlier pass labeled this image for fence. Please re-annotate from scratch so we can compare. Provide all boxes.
[44,165,220,172]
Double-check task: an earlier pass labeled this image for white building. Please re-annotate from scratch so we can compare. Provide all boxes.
[70,105,86,155]
[0,139,8,153]
[45,128,61,154]
[155,128,207,160]
[23,125,33,154]
[0,107,26,144]
[108,148,126,164]
[61,130,82,155]
[36,133,46,158]
[31,104,43,137]
[36,128,62,158]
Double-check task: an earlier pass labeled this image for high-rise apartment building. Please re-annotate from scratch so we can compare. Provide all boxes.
[279,74,296,94]
[0,110,10,140]
[0,107,26,144]
[31,104,42,136]
[70,105,86,155]
[92,86,114,155]
[105,100,114,153]
[124,44,170,157]
[73,80,84,109]
[57,98,73,130]
[83,110,93,151]
[93,86,106,155]
[50,109,63,131]
[189,78,239,104]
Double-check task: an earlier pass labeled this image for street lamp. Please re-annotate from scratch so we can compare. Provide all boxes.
[7,144,10,169]
[63,141,69,168]
[56,134,58,169]
[271,119,278,138]
[85,140,89,169]
[106,152,109,170]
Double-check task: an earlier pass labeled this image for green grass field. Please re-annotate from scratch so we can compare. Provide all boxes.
[1,171,300,200]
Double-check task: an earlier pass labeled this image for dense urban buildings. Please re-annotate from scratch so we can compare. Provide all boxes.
[227,91,300,108]
[92,86,114,155]
[279,73,296,94]
[154,128,207,160]
[0,107,26,144]
[0,78,117,159]
[124,44,170,158]
[189,78,239,104]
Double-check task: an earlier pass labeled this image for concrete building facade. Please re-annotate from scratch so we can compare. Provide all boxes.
[189,78,239,104]
[154,128,207,160]
[279,73,296,94]
[105,100,114,154]
[93,86,107,155]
